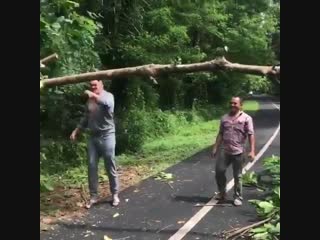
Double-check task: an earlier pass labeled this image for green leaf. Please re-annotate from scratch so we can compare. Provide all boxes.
[43,182,54,191]
[52,22,61,30]
[154,172,174,181]
[252,232,269,239]
[258,201,274,214]
[66,0,79,8]
[249,199,260,205]
[243,171,258,185]
[250,227,267,233]
[271,222,280,233]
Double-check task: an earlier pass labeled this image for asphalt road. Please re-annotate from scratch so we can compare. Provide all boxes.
[40,97,280,240]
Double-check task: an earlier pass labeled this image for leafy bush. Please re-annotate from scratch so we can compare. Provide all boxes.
[116,108,149,153]
[249,156,280,239]
[40,138,87,175]
[40,174,55,192]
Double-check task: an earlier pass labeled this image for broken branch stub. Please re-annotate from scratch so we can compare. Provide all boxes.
[40,57,280,88]
[40,53,59,64]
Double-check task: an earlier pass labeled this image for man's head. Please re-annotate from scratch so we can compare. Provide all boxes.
[89,80,104,95]
[229,96,243,114]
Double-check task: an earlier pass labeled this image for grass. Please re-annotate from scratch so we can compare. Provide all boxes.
[40,100,259,227]
[243,100,259,112]
[117,120,220,174]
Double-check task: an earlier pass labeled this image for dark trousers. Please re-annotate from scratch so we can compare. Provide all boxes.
[215,152,244,199]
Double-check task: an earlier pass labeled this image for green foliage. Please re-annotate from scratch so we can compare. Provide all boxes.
[40,174,54,192]
[249,155,280,239]
[262,155,280,185]
[40,0,102,75]
[40,138,87,175]
[243,171,258,186]
[145,8,174,34]
[241,75,273,93]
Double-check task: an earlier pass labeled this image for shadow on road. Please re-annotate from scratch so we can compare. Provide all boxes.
[173,195,211,203]
[60,222,224,238]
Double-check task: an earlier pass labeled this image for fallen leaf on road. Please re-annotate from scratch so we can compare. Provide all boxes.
[125,199,129,202]
[113,213,120,218]
[40,223,49,231]
[84,230,94,237]
[104,235,112,240]
[177,221,185,224]
[133,189,139,193]
[154,172,174,181]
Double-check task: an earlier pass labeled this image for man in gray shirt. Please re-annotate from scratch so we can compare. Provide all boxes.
[70,80,120,208]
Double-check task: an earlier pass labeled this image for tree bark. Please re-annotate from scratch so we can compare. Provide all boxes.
[40,57,280,88]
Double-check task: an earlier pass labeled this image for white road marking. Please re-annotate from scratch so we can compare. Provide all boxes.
[168,103,280,240]
[272,103,280,110]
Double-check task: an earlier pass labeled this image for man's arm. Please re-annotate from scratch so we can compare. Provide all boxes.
[212,120,223,158]
[246,116,255,161]
[70,107,88,141]
[212,134,222,157]
[248,134,255,160]
[85,90,114,108]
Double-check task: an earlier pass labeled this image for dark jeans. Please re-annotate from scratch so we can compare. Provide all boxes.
[215,152,245,199]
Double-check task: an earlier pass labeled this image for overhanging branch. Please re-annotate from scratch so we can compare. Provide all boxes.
[40,57,280,88]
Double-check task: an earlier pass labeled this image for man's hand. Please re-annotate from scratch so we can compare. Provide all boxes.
[70,128,79,141]
[248,151,255,162]
[211,148,218,159]
[84,90,95,98]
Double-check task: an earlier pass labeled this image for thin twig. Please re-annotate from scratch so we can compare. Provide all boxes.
[237,228,251,238]
[194,203,233,207]
[223,227,241,234]
[226,217,272,239]
[156,224,173,233]
[167,182,174,189]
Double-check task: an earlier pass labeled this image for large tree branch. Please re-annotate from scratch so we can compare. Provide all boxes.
[40,57,280,88]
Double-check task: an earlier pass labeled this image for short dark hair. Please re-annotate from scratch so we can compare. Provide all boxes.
[232,96,243,104]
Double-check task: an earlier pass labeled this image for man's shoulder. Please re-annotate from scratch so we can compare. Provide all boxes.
[242,112,253,120]
[221,114,229,121]
[103,90,114,98]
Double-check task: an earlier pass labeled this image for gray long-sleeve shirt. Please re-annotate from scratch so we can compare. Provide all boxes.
[78,90,115,135]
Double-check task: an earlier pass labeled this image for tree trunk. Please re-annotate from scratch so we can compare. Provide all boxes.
[40,57,280,88]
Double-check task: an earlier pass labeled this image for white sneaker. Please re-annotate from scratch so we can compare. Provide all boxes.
[85,197,98,209]
[233,198,243,206]
[112,194,120,207]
